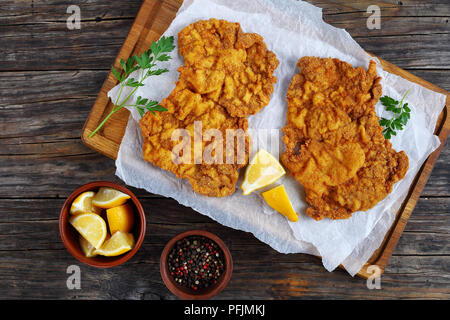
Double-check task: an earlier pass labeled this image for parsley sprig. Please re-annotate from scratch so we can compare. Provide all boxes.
[379,90,411,140]
[89,36,175,138]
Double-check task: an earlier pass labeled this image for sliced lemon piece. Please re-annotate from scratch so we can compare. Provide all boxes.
[70,191,102,215]
[79,234,111,258]
[91,187,131,209]
[93,231,135,257]
[69,213,108,249]
[262,185,298,222]
[241,149,286,195]
[107,203,135,235]
[79,234,98,258]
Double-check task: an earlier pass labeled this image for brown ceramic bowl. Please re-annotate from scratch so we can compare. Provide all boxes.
[160,230,233,300]
[59,181,146,268]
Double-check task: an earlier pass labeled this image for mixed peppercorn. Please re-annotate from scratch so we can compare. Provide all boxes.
[167,236,225,291]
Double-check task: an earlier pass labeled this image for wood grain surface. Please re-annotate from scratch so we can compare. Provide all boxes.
[0,0,449,299]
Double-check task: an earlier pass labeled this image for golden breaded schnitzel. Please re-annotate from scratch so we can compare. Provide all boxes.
[140,19,279,197]
[282,57,409,220]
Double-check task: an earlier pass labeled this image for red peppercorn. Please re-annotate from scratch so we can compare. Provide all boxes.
[168,236,226,292]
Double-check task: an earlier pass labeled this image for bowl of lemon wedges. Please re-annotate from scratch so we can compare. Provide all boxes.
[59,181,146,268]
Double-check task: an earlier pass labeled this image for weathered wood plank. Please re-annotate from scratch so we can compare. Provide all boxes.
[0,1,449,71]
[357,34,450,69]
[0,20,134,71]
[422,139,450,197]
[3,0,449,31]
[407,69,450,92]
[0,154,117,199]
[405,197,450,234]
[307,0,450,17]
[0,71,105,106]
[0,98,99,141]
[0,0,141,25]
[3,1,449,20]
[324,15,449,38]
[0,197,448,254]
[0,240,448,299]
[3,195,445,296]
[0,233,447,300]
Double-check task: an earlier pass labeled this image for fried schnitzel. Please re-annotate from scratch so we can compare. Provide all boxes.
[281,57,409,220]
[139,19,279,197]
[178,19,278,117]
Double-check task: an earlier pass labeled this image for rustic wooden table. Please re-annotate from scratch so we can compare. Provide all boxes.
[0,0,448,299]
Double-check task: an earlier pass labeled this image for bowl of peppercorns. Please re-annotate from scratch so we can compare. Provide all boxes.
[160,230,233,300]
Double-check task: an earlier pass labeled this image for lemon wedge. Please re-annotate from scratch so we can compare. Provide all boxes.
[79,234,98,258]
[70,191,102,215]
[262,185,298,222]
[241,149,286,195]
[93,231,135,257]
[69,213,108,249]
[106,203,135,235]
[92,187,131,209]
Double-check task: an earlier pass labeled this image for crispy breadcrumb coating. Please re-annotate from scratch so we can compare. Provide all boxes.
[140,19,279,197]
[282,57,409,220]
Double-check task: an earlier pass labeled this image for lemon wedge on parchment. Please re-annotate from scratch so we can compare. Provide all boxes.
[262,185,298,222]
[241,149,286,195]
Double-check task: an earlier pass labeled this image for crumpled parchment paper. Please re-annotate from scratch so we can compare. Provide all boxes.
[109,0,447,275]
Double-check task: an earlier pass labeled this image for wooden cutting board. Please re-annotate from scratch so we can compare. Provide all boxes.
[81,0,450,278]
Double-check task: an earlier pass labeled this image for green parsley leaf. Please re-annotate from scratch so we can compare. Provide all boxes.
[380,96,398,108]
[89,36,176,138]
[145,100,159,108]
[136,106,145,117]
[111,65,123,82]
[150,105,167,112]
[379,90,411,140]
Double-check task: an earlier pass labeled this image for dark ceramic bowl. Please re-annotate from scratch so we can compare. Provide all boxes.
[59,181,146,268]
[160,230,233,300]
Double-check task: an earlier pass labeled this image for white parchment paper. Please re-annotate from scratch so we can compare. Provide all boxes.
[109,0,447,275]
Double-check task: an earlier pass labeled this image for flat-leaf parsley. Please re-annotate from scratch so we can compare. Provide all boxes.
[89,36,175,138]
[379,90,411,140]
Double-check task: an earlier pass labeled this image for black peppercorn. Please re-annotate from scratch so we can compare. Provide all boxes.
[167,236,225,291]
